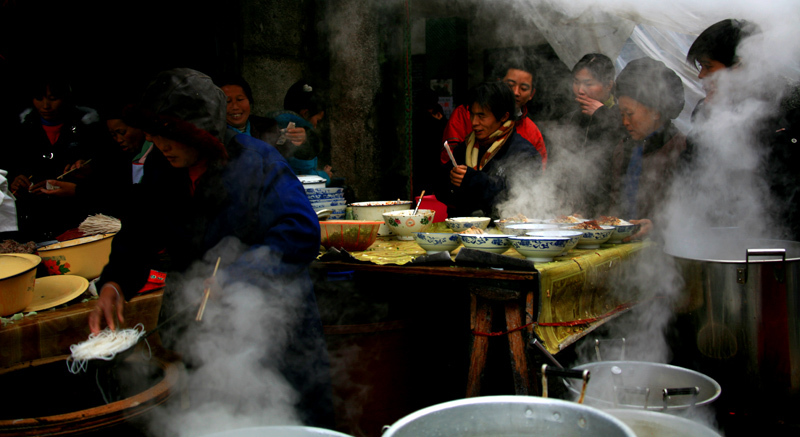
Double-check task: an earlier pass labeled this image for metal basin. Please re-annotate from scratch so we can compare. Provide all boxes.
[566,361,721,411]
[382,395,636,436]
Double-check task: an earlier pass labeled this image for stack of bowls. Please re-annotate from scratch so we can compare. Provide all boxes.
[306,187,346,219]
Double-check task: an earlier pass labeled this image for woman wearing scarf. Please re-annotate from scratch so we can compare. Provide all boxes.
[609,57,686,239]
[437,81,542,218]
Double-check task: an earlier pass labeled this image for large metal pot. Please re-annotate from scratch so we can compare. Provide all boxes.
[382,395,636,436]
[606,409,721,437]
[204,426,353,437]
[665,238,800,394]
[565,361,721,411]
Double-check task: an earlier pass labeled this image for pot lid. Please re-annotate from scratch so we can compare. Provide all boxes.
[297,175,326,184]
[665,238,800,263]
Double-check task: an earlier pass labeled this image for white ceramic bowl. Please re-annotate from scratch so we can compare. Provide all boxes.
[504,223,559,236]
[526,230,583,251]
[560,225,616,249]
[445,217,491,233]
[297,175,326,189]
[351,201,414,236]
[382,209,436,240]
[509,236,569,262]
[413,232,460,254]
[458,234,512,254]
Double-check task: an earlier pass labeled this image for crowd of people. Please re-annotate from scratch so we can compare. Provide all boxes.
[435,18,799,243]
[0,16,797,428]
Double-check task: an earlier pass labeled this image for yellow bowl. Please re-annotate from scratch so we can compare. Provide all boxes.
[0,254,41,316]
[37,233,116,280]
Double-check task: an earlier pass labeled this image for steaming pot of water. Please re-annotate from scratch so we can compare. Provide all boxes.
[605,409,722,436]
[564,361,721,411]
[664,238,800,395]
[381,395,636,437]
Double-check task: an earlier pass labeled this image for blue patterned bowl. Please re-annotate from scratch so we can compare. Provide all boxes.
[458,234,512,254]
[413,232,460,254]
[509,236,569,262]
[607,223,637,244]
[445,217,491,233]
[504,223,559,236]
[560,225,615,249]
[525,230,583,251]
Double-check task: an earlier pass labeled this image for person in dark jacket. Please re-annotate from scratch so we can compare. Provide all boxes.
[553,53,625,217]
[88,68,333,427]
[7,74,112,241]
[609,58,686,240]
[437,81,542,218]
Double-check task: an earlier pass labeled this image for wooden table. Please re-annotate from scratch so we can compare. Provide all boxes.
[314,240,652,397]
[0,290,163,369]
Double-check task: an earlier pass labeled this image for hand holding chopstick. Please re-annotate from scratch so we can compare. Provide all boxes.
[443,141,458,167]
[57,159,92,180]
[196,257,221,322]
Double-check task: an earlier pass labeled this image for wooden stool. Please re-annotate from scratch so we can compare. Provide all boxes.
[466,283,536,397]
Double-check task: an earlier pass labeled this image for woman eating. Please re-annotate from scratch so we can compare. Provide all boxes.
[437,81,542,219]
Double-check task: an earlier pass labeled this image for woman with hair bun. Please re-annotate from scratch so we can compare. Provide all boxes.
[609,57,686,238]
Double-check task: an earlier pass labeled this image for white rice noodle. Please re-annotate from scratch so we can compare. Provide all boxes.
[66,323,146,374]
[79,214,122,235]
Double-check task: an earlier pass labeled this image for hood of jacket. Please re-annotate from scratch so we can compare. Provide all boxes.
[126,68,228,161]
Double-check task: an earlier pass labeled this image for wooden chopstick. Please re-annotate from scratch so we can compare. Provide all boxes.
[195,257,221,322]
[57,159,92,180]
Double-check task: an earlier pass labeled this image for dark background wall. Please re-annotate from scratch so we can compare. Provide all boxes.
[0,0,572,202]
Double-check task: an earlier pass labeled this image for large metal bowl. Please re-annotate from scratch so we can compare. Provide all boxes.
[565,361,721,411]
[0,253,41,316]
[382,395,636,436]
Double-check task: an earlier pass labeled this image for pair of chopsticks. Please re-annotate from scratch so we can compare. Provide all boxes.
[195,257,221,321]
[10,174,33,196]
[57,159,92,180]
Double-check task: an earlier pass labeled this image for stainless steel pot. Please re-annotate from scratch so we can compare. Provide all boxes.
[665,238,800,394]
[565,361,721,411]
[381,395,636,437]
[606,409,721,437]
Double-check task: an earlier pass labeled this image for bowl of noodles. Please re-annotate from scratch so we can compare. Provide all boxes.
[37,233,116,280]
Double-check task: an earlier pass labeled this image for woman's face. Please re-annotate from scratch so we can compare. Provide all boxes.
[146,133,200,168]
[221,85,251,129]
[618,96,662,141]
[33,86,65,122]
[572,68,612,102]
[107,119,145,153]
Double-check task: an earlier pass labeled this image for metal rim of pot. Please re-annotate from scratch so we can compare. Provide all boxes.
[381,395,636,437]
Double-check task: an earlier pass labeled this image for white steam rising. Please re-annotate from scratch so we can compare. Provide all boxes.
[145,239,313,436]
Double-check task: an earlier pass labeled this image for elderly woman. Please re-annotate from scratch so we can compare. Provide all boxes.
[437,81,542,218]
[89,69,332,426]
[609,57,686,233]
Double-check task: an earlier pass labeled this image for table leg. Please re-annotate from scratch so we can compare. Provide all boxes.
[467,295,492,397]
[505,301,529,395]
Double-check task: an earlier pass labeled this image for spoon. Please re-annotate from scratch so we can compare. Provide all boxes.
[413,190,425,215]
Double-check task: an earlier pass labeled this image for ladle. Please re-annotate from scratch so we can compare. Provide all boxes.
[316,209,332,221]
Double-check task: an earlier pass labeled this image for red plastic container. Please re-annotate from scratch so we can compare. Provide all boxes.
[413,195,448,223]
